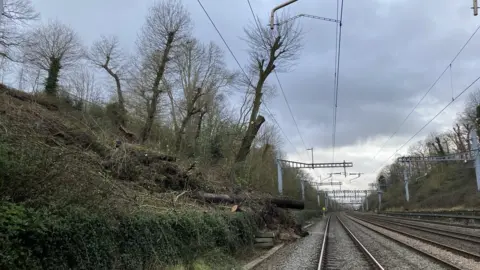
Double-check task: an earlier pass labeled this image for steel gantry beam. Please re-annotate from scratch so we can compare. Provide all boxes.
[276,158,353,198]
[324,189,375,212]
[277,159,353,169]
[314,181,342,186]
[325,172,363,183]
[325,189,373,196]
[308,180,342,207]
[397,131,480,202]
[329,195,367,198]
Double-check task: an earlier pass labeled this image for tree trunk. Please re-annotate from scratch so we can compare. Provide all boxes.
[175,88,203,151]
[453,125,464,152]
[195,110,207,143]
[104,65,126,126]
[195,191,305,209]
[476,105,480,138]
[234,57,275,163]
[140,91,160,143]
[45,58,61,96]
[175,112,192,152]
[139,33,175,143]
[235,115,266,163]
[166,87,179,133]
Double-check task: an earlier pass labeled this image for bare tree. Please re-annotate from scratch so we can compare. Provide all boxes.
[171,38,234,152]
[235,12,303,163]
[15,62,42,92]
[67,66,100,110]
[407,140,429,174]
[23,20,84,95]
[133,0,191,143]
[88,35,127,126]
[448,122,472,153]
[0,0,39,60]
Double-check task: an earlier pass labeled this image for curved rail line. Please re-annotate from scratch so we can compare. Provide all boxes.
[348,214,480,264]
[317,214,384,270]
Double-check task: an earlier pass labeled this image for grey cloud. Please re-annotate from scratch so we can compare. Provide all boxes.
[27,0,480,153]
[263,0,479,149]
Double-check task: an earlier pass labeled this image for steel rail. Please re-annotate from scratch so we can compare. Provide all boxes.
[346,214,464,269]
[351,215,480,262]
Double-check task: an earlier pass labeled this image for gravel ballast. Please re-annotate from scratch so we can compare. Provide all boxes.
[359,217,480,256]
[323,215,371,269]
[252,217,327,270]
[341,214,451,269]
[347,215,479,270]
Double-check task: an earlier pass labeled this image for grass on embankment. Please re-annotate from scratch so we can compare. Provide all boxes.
[367,165,480,212]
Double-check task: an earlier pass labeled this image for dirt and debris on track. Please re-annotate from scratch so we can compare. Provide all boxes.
[252,218,326,270]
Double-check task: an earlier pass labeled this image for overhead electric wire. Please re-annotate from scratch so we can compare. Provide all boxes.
[273,71,309,150]
[246,0,308,152]
[373,73,480,174]
[196,0,303,158]
[371,24,480,160]
[331,0,344,165]
[246,0,327,183]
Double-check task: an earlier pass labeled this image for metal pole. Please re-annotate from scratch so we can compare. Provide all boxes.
[307,148,313,168]
[366,197,369,211]
[378,191,383,212]
[474,0,478,16]
[311,148,314,168]
[301,179,305,200]
[470,130,480,191]
[276,159,283,195]
[403,166,410,202]
[270,0,299,29]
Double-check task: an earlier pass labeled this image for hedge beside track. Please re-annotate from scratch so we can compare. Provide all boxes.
[0,203,257,269]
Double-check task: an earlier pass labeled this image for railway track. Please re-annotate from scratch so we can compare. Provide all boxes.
[348,214,480,265]
[317,214,384,270]
[380,213,480,229]
[363,215,480,245]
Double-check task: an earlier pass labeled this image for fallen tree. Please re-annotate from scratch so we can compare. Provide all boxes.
[195,191,304,209]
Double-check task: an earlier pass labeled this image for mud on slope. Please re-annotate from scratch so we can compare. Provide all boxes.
[0,85,310,239]
[0,85,205,213]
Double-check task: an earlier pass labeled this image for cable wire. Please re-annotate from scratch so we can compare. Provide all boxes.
[197,0,303,158]
[274,71,309,149]
[372,24,480,160]
[246,0,308,152]
[246,0,326,184]
[373,73,480,174]
[331,0,344,165]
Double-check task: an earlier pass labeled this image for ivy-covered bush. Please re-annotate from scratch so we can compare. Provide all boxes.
[0,203,257,269]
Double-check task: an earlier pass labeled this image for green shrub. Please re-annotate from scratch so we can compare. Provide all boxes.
[292,209,323,225]
[0,138,60,203]
[0,203,257,269]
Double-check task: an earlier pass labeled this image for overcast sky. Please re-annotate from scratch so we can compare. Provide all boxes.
[27,0,480,196]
